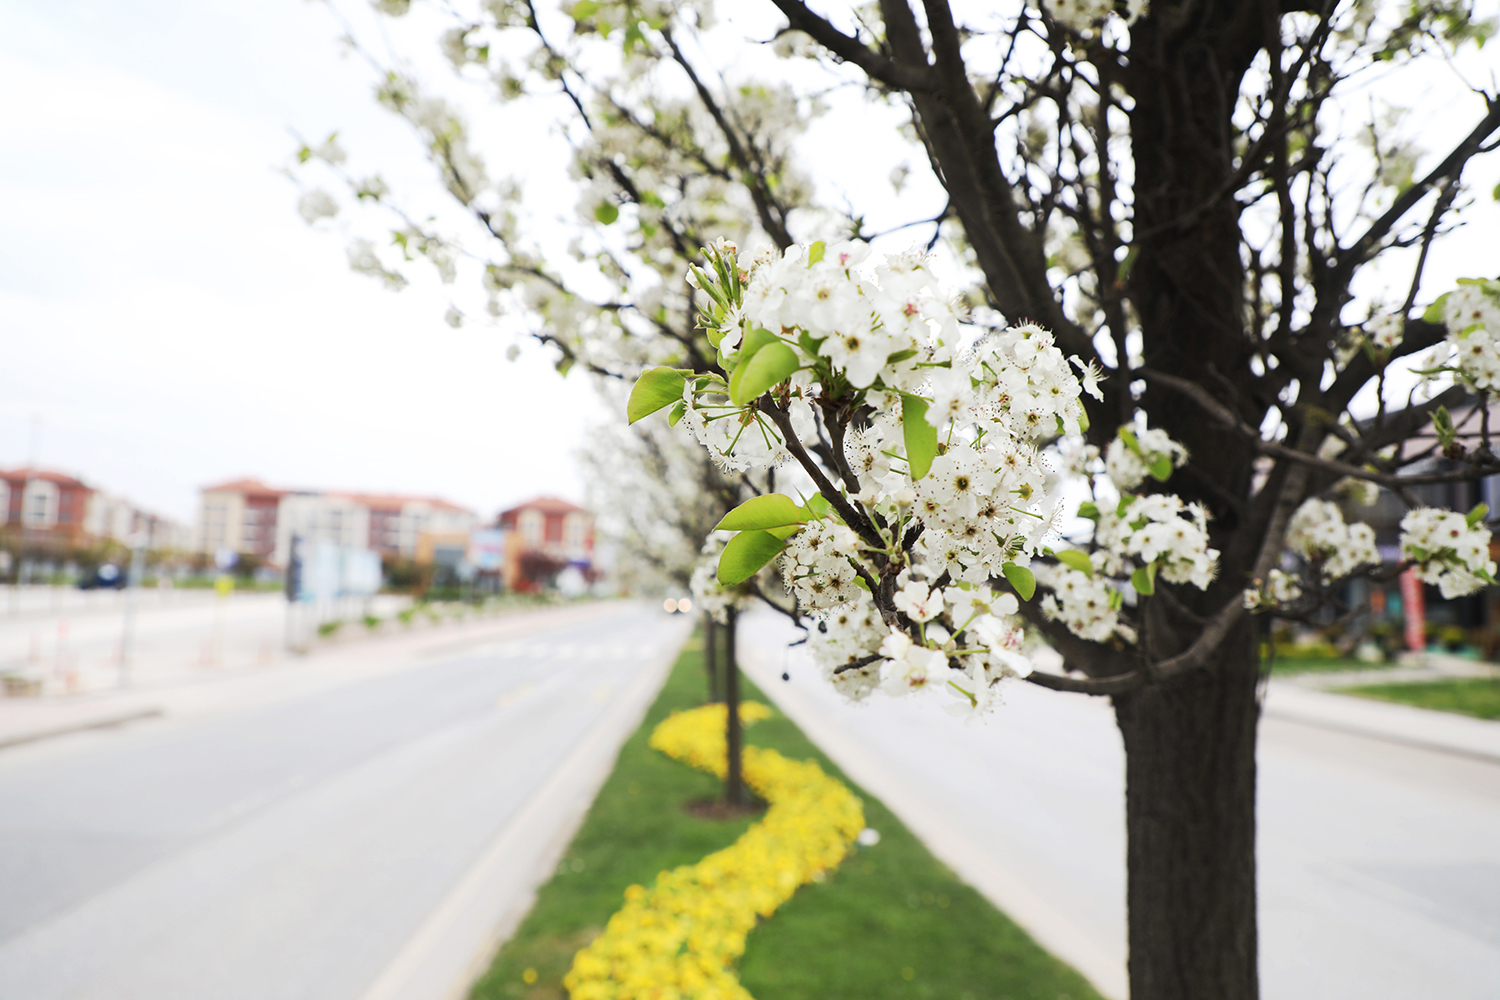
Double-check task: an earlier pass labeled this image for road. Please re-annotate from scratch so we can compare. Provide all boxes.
[739,611,1500,1000]
[0,600,690,1000]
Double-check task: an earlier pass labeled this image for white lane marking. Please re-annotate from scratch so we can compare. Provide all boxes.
[494,684,537,710]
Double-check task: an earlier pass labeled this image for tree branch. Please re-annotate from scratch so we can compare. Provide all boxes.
[768,0,935,92]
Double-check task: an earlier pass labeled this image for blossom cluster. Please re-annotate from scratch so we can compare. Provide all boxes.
[798,580,1032,717]
[1036,560,1133,643]
[1286,498,1380,582]
[690,532,747,623]
[1042,0,1149,35]
[1104,423,1189,492]
[564,703,863,1000]
[1423,278,1500,394]
[654,240,1224,708]
[1094,493,1219,589]
[1400,507,1496,599]
[1242,568,1303,611]
[1366,314,1405,350]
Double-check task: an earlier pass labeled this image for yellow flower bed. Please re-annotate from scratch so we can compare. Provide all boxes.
[563,702,865,1000]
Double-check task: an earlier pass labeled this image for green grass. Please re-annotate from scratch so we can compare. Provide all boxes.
[1347,677,1500,720]
[468,636,1102,1000]
[1265,655,1395,675]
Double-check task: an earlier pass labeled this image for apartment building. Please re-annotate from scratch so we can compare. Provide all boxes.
[198,478,477,567]
[0,468,187,555]
[497,496,594,591]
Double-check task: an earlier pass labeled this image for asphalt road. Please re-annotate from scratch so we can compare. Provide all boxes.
[739,612,1500,1000]
[0,601,690,1000]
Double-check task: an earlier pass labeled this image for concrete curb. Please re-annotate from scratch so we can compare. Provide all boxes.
[1263,681,1500,763]
[0,707,163,750]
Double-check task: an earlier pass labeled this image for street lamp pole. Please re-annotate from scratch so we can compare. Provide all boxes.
[119,530,148,687]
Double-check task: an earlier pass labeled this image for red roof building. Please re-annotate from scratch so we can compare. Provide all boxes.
[497,497,595,592]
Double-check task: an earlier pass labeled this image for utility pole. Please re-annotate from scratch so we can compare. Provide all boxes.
[16,416,41,605]
[118,530,148,687]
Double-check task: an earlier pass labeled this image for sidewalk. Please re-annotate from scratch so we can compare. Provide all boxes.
[0,602,625,751]
[1262,679,1500,762]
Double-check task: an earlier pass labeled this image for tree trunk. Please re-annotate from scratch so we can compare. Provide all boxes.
[723,607,745,806]
[704,613,720,702]
[1112,624,1261,1000]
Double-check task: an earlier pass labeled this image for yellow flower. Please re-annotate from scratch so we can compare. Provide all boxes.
[565,703,863,999]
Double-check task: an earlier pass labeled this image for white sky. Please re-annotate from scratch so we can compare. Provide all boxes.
[1,0,1495,525]
[0,0,607,524]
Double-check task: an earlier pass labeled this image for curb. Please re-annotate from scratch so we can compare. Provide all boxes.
[1262,681,1500,763]
[0,707,164,751]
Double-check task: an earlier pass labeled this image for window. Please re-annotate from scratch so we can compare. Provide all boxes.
[22,481,58,529]
[519,509,544,547]
[563,512,588,550]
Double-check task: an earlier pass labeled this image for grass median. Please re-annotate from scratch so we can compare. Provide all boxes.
[468,633,1102,1000]
[1347,676,1500,720]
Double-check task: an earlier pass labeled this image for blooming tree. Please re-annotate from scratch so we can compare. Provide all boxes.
[293,0,1500,996]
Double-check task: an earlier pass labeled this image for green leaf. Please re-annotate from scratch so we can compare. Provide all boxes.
[1434,405,1458,451]
[797,328,824,356]
[1423,292,1451,325]
[767,524,802,541]
[667,399,686,427]
[1131,563,1157,596]
[571,0,600,18]
[901,394,939,481]
[1055,550,1094,577]
[1114,246,1139,287]
[886,348,918,365]
[627,367,686,423]
[1001,562,1036,601]
[807,240,826,266]
[730,341,799,405]
[1077,501,1101,521]
[1116,495,1135,517]
[717,529,786,586]
[1118,425,1143,457]
[1148,454,1174,481]
[1108,588,1124,611]
[715,493,807,531]
[1468,503,1489,528]
[804,493,832,519]
[593,202,619,225]
[735,326,778,365]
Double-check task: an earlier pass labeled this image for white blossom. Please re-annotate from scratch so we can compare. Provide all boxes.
[1286,498,1380,582]
[297,188,339,224]
[1400,507,1496,598]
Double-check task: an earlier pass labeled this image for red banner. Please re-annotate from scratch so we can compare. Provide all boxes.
[1400,567,1426,652]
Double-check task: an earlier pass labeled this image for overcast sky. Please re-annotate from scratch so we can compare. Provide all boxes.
[0,0,607,523]
[2,0,1496,525]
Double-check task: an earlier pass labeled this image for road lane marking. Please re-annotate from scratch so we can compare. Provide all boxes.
[494,684,537,710]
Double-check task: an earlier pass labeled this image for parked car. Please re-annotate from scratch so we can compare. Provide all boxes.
[78,563,126,590]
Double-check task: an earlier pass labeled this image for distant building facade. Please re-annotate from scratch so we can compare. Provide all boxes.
[0,468,188,558]
[197,478,477,567]
[497,496,594,591]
